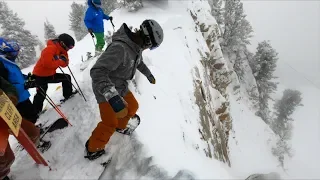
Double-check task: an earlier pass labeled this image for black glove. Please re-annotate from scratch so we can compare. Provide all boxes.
[108,95,128,118]
[109,16,113,21]
[24,79,37,89]
[147,74,156,84]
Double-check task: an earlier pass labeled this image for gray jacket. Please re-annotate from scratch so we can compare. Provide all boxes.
[90,23,152,103]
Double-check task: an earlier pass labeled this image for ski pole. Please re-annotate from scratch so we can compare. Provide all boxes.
[110,19,115,31]
[38,87,72,126]
[67,66,86,102]
[91,36,96,46]
[59,67,87,102]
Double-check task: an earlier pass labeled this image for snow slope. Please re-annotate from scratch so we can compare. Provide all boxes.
[7,1,300,179]
[10,1,234,179]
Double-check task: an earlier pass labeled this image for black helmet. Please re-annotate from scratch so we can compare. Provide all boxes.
[140,19,164,50]
[58,33,75,50]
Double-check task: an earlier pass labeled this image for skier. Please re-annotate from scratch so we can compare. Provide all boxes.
[0,76,40,180]
[85,19,163,160]
[32,33,77,115]
[84,0,113,54]
[0,37,39,124]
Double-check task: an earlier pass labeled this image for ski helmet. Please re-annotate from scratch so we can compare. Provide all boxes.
[0,37,20,62]
[58,33,75,51]
[140,19,164,50]
[91,0,101,8]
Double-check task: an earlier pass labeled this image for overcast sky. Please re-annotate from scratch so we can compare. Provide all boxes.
[5,0,320,90]
[242,1,320,89]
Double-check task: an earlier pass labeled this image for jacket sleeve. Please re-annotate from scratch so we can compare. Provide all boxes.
[84,8,94,29]
[90,43,125,101]
[40,46,68,69]
[0,76,18,98]
[0,61,9,81]
[103,13,110,20]
[137,59,152,78]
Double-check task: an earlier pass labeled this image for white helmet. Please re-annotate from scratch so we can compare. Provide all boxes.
[140,19,164,50]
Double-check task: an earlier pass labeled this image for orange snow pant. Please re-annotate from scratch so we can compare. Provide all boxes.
[0,119,40,179]
[88,91,138,152]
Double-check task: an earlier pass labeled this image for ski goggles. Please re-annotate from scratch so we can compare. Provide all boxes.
[141,23,159,50]
[61,42,74,51]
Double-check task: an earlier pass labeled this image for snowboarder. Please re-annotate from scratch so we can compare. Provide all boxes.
[0,37,39,124]
[32,33,77,115]
[0,76,40,180]
[85,19,164,160]
[84,0,113,54]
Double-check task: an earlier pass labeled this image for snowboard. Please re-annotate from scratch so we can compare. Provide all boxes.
[58,115,141,179]
[116,114,141,136]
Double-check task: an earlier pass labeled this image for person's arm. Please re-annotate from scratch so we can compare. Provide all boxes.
[40,46,68,69]
[90,43,125,101]
[84,8,94,30]
[137,59,156,84]
[103,13,110,20]
[0,61,9,81]
[0,76,18,105]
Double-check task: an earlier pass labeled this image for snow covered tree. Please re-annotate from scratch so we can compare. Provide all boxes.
[271,89,302,167]
[69,2,88,41]
[101,0,118,14]
[220,0,253,54]
[252,41,279,123]
[208,0,224,26]
[272,89,302,136]
[119,0,143,12]
[0,1,40,68]
[44,19,57,41]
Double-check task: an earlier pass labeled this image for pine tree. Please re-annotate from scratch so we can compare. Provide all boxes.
[271,89,302,167]
[69,2,88,41]
[119,0,143,12]
[252,41,279,123]
[220,0,253,54]
[208,0,224,26]
[44,19,57,41]
[0,1,40,68]
[272,89,302,136]
[101,0,118,14]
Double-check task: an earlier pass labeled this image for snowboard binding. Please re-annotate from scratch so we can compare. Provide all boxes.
[116,114,140,136]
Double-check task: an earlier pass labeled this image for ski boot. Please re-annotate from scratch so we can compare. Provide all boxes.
[37,140,51,153]
[60,90,78,104]
[84,140,105,160]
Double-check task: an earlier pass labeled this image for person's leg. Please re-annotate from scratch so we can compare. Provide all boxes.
[52,73,73,99]
[117,91,139,129]
[87,101,118,152]
[94,33,105,51]
[16,99,39,124]
[0,144,14,180]
[32,83,48,115]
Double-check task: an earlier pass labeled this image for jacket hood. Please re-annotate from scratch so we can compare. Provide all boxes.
[88,0,94,7]
[112,23,142,54]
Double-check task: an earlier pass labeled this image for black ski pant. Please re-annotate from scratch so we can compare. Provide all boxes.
[33,73,72,114]
[16,99,39,124]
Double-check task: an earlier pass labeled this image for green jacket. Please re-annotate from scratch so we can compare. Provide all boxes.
[0,76,18,98]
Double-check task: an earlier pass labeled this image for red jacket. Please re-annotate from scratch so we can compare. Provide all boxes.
[33,40,69,77]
